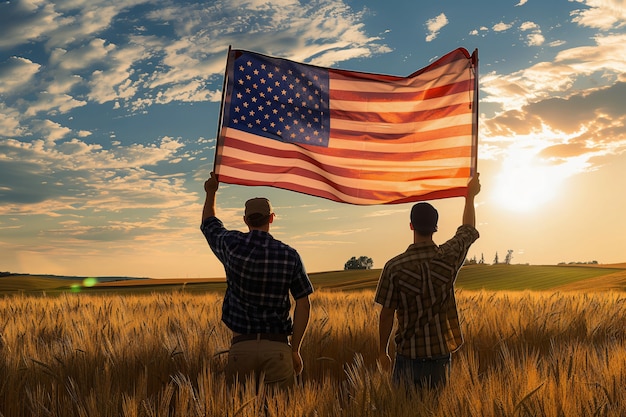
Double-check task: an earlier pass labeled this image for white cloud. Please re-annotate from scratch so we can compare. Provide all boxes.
[482,34,626,112]
[50,38,115,70]
[24,92,87,117]
[549,40,567,47]
[425,13,449,42]
[526,33,545,46]
[32,119,72,142]
[493,22,513,32]
[571,0,626,30]
[520,21,539,31]
[0,57,41,94]
[0,104,24,137]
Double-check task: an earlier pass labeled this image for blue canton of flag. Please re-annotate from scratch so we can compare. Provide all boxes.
[226,51,330,147]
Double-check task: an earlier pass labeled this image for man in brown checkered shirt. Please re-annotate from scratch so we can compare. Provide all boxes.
[375,174,481,389]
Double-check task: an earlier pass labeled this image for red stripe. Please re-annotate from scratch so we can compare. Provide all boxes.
[220,153,470,183]
[330,124,472,143]
[329,79,474,102]
[218,172,468,205]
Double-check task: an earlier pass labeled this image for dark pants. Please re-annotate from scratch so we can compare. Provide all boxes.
[392,353,451,389]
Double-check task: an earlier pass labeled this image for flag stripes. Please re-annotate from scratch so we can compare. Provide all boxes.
[214,47,478,205]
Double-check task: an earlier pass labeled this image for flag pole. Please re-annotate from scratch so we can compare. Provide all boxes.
[212,45,232,176]
[471,48,479,176]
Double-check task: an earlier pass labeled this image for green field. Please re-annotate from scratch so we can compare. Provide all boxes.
[1,263,625,295]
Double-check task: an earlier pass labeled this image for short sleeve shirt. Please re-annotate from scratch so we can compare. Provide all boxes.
[374,225,479,358]
[201,216,314,334]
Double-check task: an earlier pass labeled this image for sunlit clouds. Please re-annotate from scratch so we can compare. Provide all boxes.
[425,13,448,42]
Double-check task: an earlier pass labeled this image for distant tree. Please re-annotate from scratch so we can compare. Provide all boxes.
[493,252,499,265]
[504,249,514,265]
[480,253,485,264]
[344,256,374,270]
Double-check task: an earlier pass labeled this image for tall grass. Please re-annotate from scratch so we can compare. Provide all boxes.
[0,289,624,416]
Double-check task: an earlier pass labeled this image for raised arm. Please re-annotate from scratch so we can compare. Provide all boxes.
[462,173,481,227]
[202,171,219,222]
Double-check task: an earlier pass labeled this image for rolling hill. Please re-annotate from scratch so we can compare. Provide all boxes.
[1,263,625,295]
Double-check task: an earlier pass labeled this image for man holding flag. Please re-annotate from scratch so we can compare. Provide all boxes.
[201,172,313,389]
[375,173,481,389]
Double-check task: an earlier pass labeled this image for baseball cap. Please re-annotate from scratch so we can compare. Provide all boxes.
[410,202,438,233]
[244,197,273,218]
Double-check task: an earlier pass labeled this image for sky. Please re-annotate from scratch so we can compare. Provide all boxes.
[1,0,625,279]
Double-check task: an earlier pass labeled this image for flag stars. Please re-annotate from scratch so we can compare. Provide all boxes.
[230,54,328,147]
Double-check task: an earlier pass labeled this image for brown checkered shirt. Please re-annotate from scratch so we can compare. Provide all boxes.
[374,225,479,358]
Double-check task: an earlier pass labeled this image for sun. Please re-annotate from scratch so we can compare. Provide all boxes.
[492,152,565,212]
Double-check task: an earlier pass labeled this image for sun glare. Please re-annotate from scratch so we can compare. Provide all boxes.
[493,153,565,212]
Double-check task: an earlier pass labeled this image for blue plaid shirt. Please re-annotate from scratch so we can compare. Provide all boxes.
[201,216,313,334]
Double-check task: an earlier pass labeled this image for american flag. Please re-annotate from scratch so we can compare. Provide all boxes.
[214,48,478,205]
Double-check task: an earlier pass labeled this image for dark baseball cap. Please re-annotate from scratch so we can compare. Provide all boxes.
[244,197,273,218]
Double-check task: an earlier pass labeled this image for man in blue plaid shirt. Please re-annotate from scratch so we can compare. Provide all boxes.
[201,172,313,389]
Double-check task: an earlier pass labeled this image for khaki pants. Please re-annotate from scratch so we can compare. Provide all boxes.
[226,340,295,389]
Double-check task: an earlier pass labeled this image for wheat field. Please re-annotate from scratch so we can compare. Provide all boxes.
[0,289,624,416]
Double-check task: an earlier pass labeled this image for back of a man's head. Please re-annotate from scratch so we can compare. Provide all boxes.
[410,202,438,236]
[244,197,273,228]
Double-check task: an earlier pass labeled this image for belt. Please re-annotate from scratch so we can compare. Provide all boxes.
[231,333,289,345]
